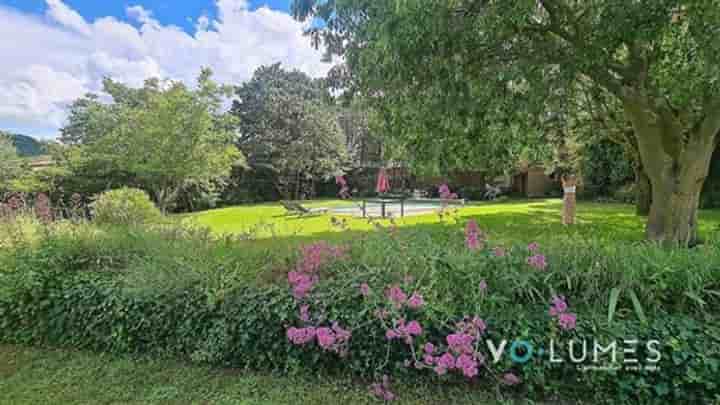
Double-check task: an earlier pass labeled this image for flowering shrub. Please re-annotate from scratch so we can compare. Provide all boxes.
[1,216,719,403]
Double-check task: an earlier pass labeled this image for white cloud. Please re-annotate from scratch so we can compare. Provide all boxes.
[0,0,333,137]
[45,0,92,36]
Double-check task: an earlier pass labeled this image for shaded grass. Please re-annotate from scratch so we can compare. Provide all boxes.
[0,344,534,405]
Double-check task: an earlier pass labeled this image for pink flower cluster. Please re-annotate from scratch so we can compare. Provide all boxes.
[526,254,547,270]
[287,322,352,355]
[465,220,485,250]
[386,318,423,344]
[438,184,458,200]
[288,242,346,300]
[549,295,577,331]
[493,246,506,257]
[422,317,486,378]
[384,285,424,310]
[370,375,396,402]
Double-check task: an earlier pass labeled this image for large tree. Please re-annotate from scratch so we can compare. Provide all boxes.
[232,64,349,200]
[60,69,243,211]
[293,0,720,246]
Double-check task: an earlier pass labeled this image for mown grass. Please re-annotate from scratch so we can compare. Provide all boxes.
[188,198,720,245]
[0,344,531,405]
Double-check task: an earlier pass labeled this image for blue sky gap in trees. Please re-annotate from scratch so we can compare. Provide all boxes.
[0,0,332,139]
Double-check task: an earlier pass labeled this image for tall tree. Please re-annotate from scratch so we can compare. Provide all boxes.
[232,64,348,199]
[293,0,720,245]
[60,69,243,211]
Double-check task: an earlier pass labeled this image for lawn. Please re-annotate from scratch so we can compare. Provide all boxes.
[0,345,516,405]
[188,198,720,245]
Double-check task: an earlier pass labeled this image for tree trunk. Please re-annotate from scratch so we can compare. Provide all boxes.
[645,168,704,246]
[634,166,651,216]
[623,95,717,247]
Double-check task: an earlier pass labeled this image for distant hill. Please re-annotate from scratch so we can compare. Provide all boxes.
[0,132,45,157]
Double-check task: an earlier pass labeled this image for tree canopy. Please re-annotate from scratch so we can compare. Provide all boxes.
[232,63,348,200]
[59,69,243,211]
[293,0,720,245]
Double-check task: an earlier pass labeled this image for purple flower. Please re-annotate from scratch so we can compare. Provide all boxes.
[407,293,424,309]
[423,354,436,365]
[527,242,540,252]
[386,329,399,340]
[478,280,488,292]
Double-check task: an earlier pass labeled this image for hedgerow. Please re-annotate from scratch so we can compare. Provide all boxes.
[1,215,719,404]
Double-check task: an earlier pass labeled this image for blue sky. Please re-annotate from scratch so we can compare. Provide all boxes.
[0,0,293,33]
[0,0,330,139]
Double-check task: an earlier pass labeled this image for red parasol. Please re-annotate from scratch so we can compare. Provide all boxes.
[376,168,390,194]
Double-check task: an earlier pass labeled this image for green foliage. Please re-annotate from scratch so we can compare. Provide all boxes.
[1,217,719,403]
[90,188,163,227]
[579,139,634,197]
[58,69,244,212]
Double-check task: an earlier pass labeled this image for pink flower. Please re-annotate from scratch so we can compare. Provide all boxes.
[386,329,399,340]
[299,305,310,322]
[558,312,577,330]
[471,317,487,335]
[503,372,521,386]
[549,295,568,316]
[446,333,475,354]
[424,343,435,354]
[332,322,351,341]
[527,242,540,252]
[423,354,436,365]
[286,327,316,345]
[316,327,336,349]
[404,320,423,336]
[526,254,547,270]
[478,280,488,292]
[456,354,479,378]
[465,220,483,250]
[493,246,506,257]
[437,352,456,370]
[407,293,424,309]
[386,285,407,307]
[359,283,370,297]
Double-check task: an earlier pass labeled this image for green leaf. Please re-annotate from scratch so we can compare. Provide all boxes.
[608,287,621,325]
[628,289,647,324]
